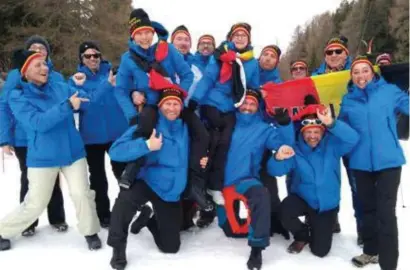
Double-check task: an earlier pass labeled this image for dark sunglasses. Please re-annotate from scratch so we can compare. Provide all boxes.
[325,49,343,56]
[301,119,323,126]
[291,66,306,72]
[83,53,101,59]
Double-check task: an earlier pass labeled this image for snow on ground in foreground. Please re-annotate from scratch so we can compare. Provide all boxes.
[0,142,409,270]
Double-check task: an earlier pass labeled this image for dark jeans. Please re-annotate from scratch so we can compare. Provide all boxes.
[107,181,182,253]
[280,194,337,257]
[353,167,401,270]
[201,105,236,191]
[85,142,126,222]
[14,146,66,230]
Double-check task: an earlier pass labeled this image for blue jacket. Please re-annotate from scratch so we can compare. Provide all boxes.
[259,66,282,85]
[192,52,211,74]
[8,81,86,168]
[312,56,352,75]
[0,63,64,147]
[268,120,359,212]
[191,42,260,113]
[224,112,294,187]
[69,61,127,145]
[339,76,409,172]
[109,112,189,202]
[115,25,194,122]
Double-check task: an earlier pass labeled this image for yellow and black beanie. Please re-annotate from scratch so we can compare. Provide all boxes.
[129,8,154,38]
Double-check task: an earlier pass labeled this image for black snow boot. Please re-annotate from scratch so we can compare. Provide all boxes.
[130,204,153,235]
[110,246,127,270]
[247,247,263,270]
[85,234,102,250]
[196,205,216,228]
[0,236,11,251]
[287,240,308,254]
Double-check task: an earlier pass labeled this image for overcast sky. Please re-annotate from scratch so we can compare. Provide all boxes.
[132,0,344,55]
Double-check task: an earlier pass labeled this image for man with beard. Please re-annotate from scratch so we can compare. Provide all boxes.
[259,45,282,84]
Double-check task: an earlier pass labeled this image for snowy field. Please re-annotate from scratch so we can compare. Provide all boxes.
[0,142,409,270]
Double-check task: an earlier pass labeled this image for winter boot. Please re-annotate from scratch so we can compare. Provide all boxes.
[287,240,308,254]
[118,157,145,189]
[21,227,36,237]
[85,234,102,250]
[130,204,153,235]
[0,236,11,251]
[247,247,262,270]
[51,222,68,232]
[110,246,127,270]
[351,254,379,267]
[185,171,213,211]
[332,215,341,233]
[196,204,216,228]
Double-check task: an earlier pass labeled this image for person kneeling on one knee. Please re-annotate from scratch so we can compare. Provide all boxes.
[270,105,359,257]
[0,49,106,251]
[107,85,208,270]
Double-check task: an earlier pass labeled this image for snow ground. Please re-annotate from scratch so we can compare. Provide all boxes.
[0,142,409,270]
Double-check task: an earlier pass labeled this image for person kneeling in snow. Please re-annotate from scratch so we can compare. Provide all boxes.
[271,105,359,257]
[215,90,294,270]
[107,86,208,270]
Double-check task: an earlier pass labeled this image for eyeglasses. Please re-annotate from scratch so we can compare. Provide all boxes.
[301,119,323,126]
[83,53,101,59]
[291,66,307,72]
[198,42,214,48]
[325,49,343,56]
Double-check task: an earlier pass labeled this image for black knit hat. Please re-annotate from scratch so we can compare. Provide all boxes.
[171,25,191,43]
[12,49,44,76]
[78,41,101,62]
[261,45,281,59]
[158,85,187,108]
[129,8,153,38]
[24,35,51,57]
[245,89,261,105]
[227,22,252,42]
[325,35,349,54]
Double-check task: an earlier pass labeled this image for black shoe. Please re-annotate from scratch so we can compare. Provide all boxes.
[287,241,307,254]
[100,217,111,229]
[0,236,11,251]
[247,247,262,270]
[51,222,68,232]
[119,158,145,189]
[130,205,153,235]
[185,171,213,211]
[110,246,127,270]
[22,228,36,237]
[85,234,102,250]
[196,207,216,228]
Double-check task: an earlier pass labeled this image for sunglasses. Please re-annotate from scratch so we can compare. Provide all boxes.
[301,119,323,126]
[291,66,306,72]
[325,49,343,56]
[83,53,101,59]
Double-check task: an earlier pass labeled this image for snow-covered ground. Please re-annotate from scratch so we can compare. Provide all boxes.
[0,142,409,270]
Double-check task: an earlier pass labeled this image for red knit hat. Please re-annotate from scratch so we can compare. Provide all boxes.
[293,104,327,132]
[197,34,216,48]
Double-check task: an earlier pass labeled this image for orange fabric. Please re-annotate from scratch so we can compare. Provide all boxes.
[223,186,251,234]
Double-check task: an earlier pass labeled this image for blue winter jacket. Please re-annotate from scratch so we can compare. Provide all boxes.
[115,26,194,122]
[8,81,88,168]
[259,66,282,85]
[68,61,127,145]
[109,112,189,202]
[312,56,353,75]
[192,52,211,73]
[224,111,294,187]
[191,42,260,113]
[0,62,64,147]
[268,120,359,212]
[338,76,409,172]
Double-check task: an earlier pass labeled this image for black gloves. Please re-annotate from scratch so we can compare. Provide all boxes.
[274,108,291,126]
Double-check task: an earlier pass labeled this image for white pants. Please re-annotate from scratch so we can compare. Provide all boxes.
[0,158,100,238]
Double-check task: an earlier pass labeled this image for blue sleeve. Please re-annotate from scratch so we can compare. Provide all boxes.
[391,85,409,115]
[247,62,260,89]
[115,54,138,122]
[328,120,359,157]
[265,124,293,151]
[68,79,112,111]
[0,71,21,145]
[191,56,219,102]
[267,155,294,177]
[9,87,73,133]
[169,44,194,92]
[276,122,295,146]
[109,126,151,162]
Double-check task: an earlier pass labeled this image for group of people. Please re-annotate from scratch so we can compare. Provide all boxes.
[0,7,408,270]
